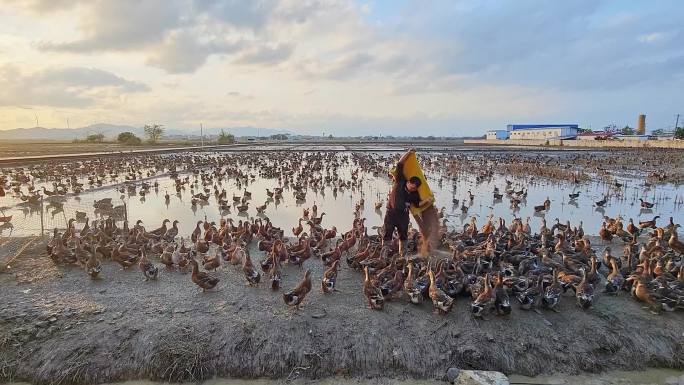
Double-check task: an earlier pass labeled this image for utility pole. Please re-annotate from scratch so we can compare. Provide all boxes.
[674,114,681,139]
[200,123,204,149]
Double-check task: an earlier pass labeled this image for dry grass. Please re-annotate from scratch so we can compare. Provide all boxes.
[148,326,212,382]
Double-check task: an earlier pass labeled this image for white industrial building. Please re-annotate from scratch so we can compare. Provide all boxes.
[508,126,578,140]
[486,130,509,140]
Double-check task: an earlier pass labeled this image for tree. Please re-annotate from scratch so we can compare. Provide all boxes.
[117,132,142,145]
[675,127,684,140]
[86,133,105,143]
[217,130,235,144]
[143,124,164,143]
[621,125,635,135]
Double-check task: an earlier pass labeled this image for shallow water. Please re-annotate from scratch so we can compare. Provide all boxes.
[0,150,682,238]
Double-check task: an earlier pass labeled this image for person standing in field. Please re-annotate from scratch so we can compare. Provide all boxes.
[383,148,434,256]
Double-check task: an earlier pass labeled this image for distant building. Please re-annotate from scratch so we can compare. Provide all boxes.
[577,131,616,140]
[615,134,649,141]
[507,124,578,140]
[486,130,509,140]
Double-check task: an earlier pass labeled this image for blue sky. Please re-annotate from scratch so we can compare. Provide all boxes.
[0,0,682,136]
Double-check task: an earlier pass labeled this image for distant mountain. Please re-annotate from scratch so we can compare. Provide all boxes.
[0,124,143,140]
[0,124,292,140]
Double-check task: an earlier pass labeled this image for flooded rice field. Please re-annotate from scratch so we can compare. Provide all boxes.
[0,148,682,238]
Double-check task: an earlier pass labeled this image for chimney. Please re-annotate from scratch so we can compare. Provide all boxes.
[636,114,646,135]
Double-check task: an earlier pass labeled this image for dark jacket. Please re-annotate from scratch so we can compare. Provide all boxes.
[387,162,420,216]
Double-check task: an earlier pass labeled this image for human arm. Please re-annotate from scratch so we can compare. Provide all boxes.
[395,148,416,184]
[417,196,435,209]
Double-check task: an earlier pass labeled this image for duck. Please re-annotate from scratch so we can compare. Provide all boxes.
[639,198,654,209]
[471,273,495,319]
[574,268,594,310]
[163,220,180,241]
[599,223,613,243]
[321,260,340,294]
[283,269,312,310]
[112,244,137,269]
[363,266,385,310]
[404,262,426,304]
[189,258,220,292]
[138,249,159,281]
[493,274,512,316]
[292,219,303,236]
[639,216,660,230]
[242,249,261,286]
[626,275,660,314]
[594,195,607,207]
[668,228,684,254]
[202,249,221,271]
[568,191,580,200]
[150,219,170,237]
[626,218,639,237]
[542,269,562,312]
[86,242,101,279]
[428,268,454,314]
[605,258,624,294]
[268,253,282,290]
[191,220,203,243]
[517,275,542,313]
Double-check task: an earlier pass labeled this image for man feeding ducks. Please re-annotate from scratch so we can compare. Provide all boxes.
[383,149,437,256]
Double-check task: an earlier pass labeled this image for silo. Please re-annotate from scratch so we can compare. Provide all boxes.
[637,114,646,135]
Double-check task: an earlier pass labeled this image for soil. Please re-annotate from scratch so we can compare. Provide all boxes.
[0,141,200,159]
[1,236,683,385]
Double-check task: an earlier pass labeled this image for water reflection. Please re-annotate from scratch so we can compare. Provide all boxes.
[0,151,682,237]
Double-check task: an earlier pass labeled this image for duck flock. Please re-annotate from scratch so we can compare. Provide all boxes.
[1,149,684,318]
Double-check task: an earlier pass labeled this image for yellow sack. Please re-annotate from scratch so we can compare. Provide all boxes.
[390,152,439,249]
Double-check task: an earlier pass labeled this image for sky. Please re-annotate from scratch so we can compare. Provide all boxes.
[0,0,682,136]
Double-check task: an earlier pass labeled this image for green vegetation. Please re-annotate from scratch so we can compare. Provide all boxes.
[72,133,105,143]
[675,127,684,139]
[217,130,235,144]
[117,132,142,145]
[621,125,635,135]
[143,124,164,143]
[86,133,105,142]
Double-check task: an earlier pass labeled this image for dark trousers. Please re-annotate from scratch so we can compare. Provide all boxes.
[383,210,410,241]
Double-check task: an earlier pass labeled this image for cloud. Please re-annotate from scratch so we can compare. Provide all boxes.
[5,0,86,14]
[234,43,294,65]
[0,65,149,108]
[39,0,184,52]
[146,30,243,73]
[193,0,276,30]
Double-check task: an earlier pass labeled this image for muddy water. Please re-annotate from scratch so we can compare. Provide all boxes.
[1,151,682,238]
[510,368,684,384]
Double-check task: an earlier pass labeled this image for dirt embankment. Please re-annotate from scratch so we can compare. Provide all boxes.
[1,238,683,384]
